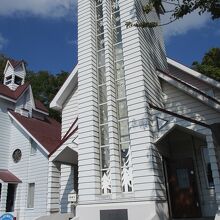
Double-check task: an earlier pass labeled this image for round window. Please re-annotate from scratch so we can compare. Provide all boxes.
[12,149,22,163]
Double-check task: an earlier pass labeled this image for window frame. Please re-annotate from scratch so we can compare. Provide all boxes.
[27,183,35,209]
[201,147,214,188]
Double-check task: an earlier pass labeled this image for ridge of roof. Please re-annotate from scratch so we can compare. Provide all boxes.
[8,58,23,69]
[8,110,61,154]
[35,99,49,113]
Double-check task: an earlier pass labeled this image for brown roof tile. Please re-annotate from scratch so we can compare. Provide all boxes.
[9,111,61,154]
[0,83,29,100]
[0,169,22,183]
[35,99,49,113]
[8,58,23,68]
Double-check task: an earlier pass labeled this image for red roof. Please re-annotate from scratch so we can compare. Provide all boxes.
[35,99,48,113]
[0,83,29,100]
[0,169,22,183]
[9,111,61,154]
[8,58,23,68]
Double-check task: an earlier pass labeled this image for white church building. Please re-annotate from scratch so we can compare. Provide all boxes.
[0,59,61,220]
[44,0,220,219]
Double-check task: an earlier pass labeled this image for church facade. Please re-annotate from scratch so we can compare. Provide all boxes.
[0,59,61,220]
[46,0,220,220]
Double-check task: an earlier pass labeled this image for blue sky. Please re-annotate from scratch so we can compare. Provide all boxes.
[0,0,219,74]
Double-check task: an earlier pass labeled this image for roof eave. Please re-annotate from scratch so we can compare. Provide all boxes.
[50,65,78,110]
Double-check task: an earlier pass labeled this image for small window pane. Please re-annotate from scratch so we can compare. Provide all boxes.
[27,183,35,208]
[202,148,214,187]
[98,67,106,85]
[98,50,105,67]
[31,140,37,155]
[112,0,120,12]
[115,43,123,61]
[101,147,110,169]
[121,143,129,166]
[119,120,129,142]
[117,79,126,99]
[96,4,103,19]
[14,76,22,85]
[118,100,128,119]
[97,34,105,50]
[176,169,190,189]
[113,27,122,44]
[99,84,107,104]
[112,11,121,27]
[100,125,109,145]
[100,104,108,124]
[97,19,104,34]
[116,61,125,79]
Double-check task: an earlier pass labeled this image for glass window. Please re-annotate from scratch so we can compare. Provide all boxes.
[117,79,126,99]
[118,100,128,119]
[115,43,123,61]
[101,147,110,169]
[112,0,120,12]
[96,0,103,5]
[96,4,103,19]
[121,142,129,166]
[98,50,105,67]
[176,169,190,189]
[27,183,35,208]
[116,61,125,79]
[31,140,37,155]
[119,120,130,142]
[99,84,107,104]
[97,19,104,34]
[97,34,105,50]
[98,67,106,85]
[113,27,122,44]
[100,125,109,145]
[100,104,108,124]
[112,11,121,27]
[202,148,214,187]
[14,76,23,85]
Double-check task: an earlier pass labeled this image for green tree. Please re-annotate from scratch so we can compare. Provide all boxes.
[192,48,220,81]
[0,54,8,83]
[126,0,220,28]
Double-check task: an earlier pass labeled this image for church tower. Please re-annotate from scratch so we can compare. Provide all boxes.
[3,59,26,91]
[77,0,168,219]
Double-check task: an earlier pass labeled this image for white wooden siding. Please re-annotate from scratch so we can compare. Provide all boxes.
[8,122,49,220]
[0,99,14,169]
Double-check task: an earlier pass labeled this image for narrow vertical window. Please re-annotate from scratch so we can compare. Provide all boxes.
[111,0,133,192]
[96,0,111,194]
[202,148,214,188]
[27,183,35,208]
[30,140,37,155]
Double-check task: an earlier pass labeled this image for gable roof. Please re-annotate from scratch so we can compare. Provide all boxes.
[157,68,220,112]
[50,65,78,110]
[167,58,220,89]
[8,110,61,154]
[0,83,29,101]
[8,58,24,69]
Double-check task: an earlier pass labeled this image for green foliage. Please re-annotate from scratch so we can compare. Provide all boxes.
[0,54,68,122]
[128,0,220,28]
[192,48,220,81]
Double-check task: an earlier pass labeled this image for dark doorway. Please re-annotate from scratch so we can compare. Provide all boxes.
[6,184,17,212]
[167,158,201,218]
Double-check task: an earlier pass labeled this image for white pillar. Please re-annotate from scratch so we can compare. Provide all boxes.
[0,183,8,213]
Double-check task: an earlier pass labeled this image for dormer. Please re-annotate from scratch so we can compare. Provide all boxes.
[3,59,26,91]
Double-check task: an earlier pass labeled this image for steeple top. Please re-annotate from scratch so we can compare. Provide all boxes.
[3,58,26,91]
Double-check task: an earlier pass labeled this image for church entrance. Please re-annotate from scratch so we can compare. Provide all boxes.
[156,125,216,219]
[6,184,17,212]
[166,158,201,218]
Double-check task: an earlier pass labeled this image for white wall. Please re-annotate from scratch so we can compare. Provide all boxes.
[0,99,14,169]
[8,121,49,220]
